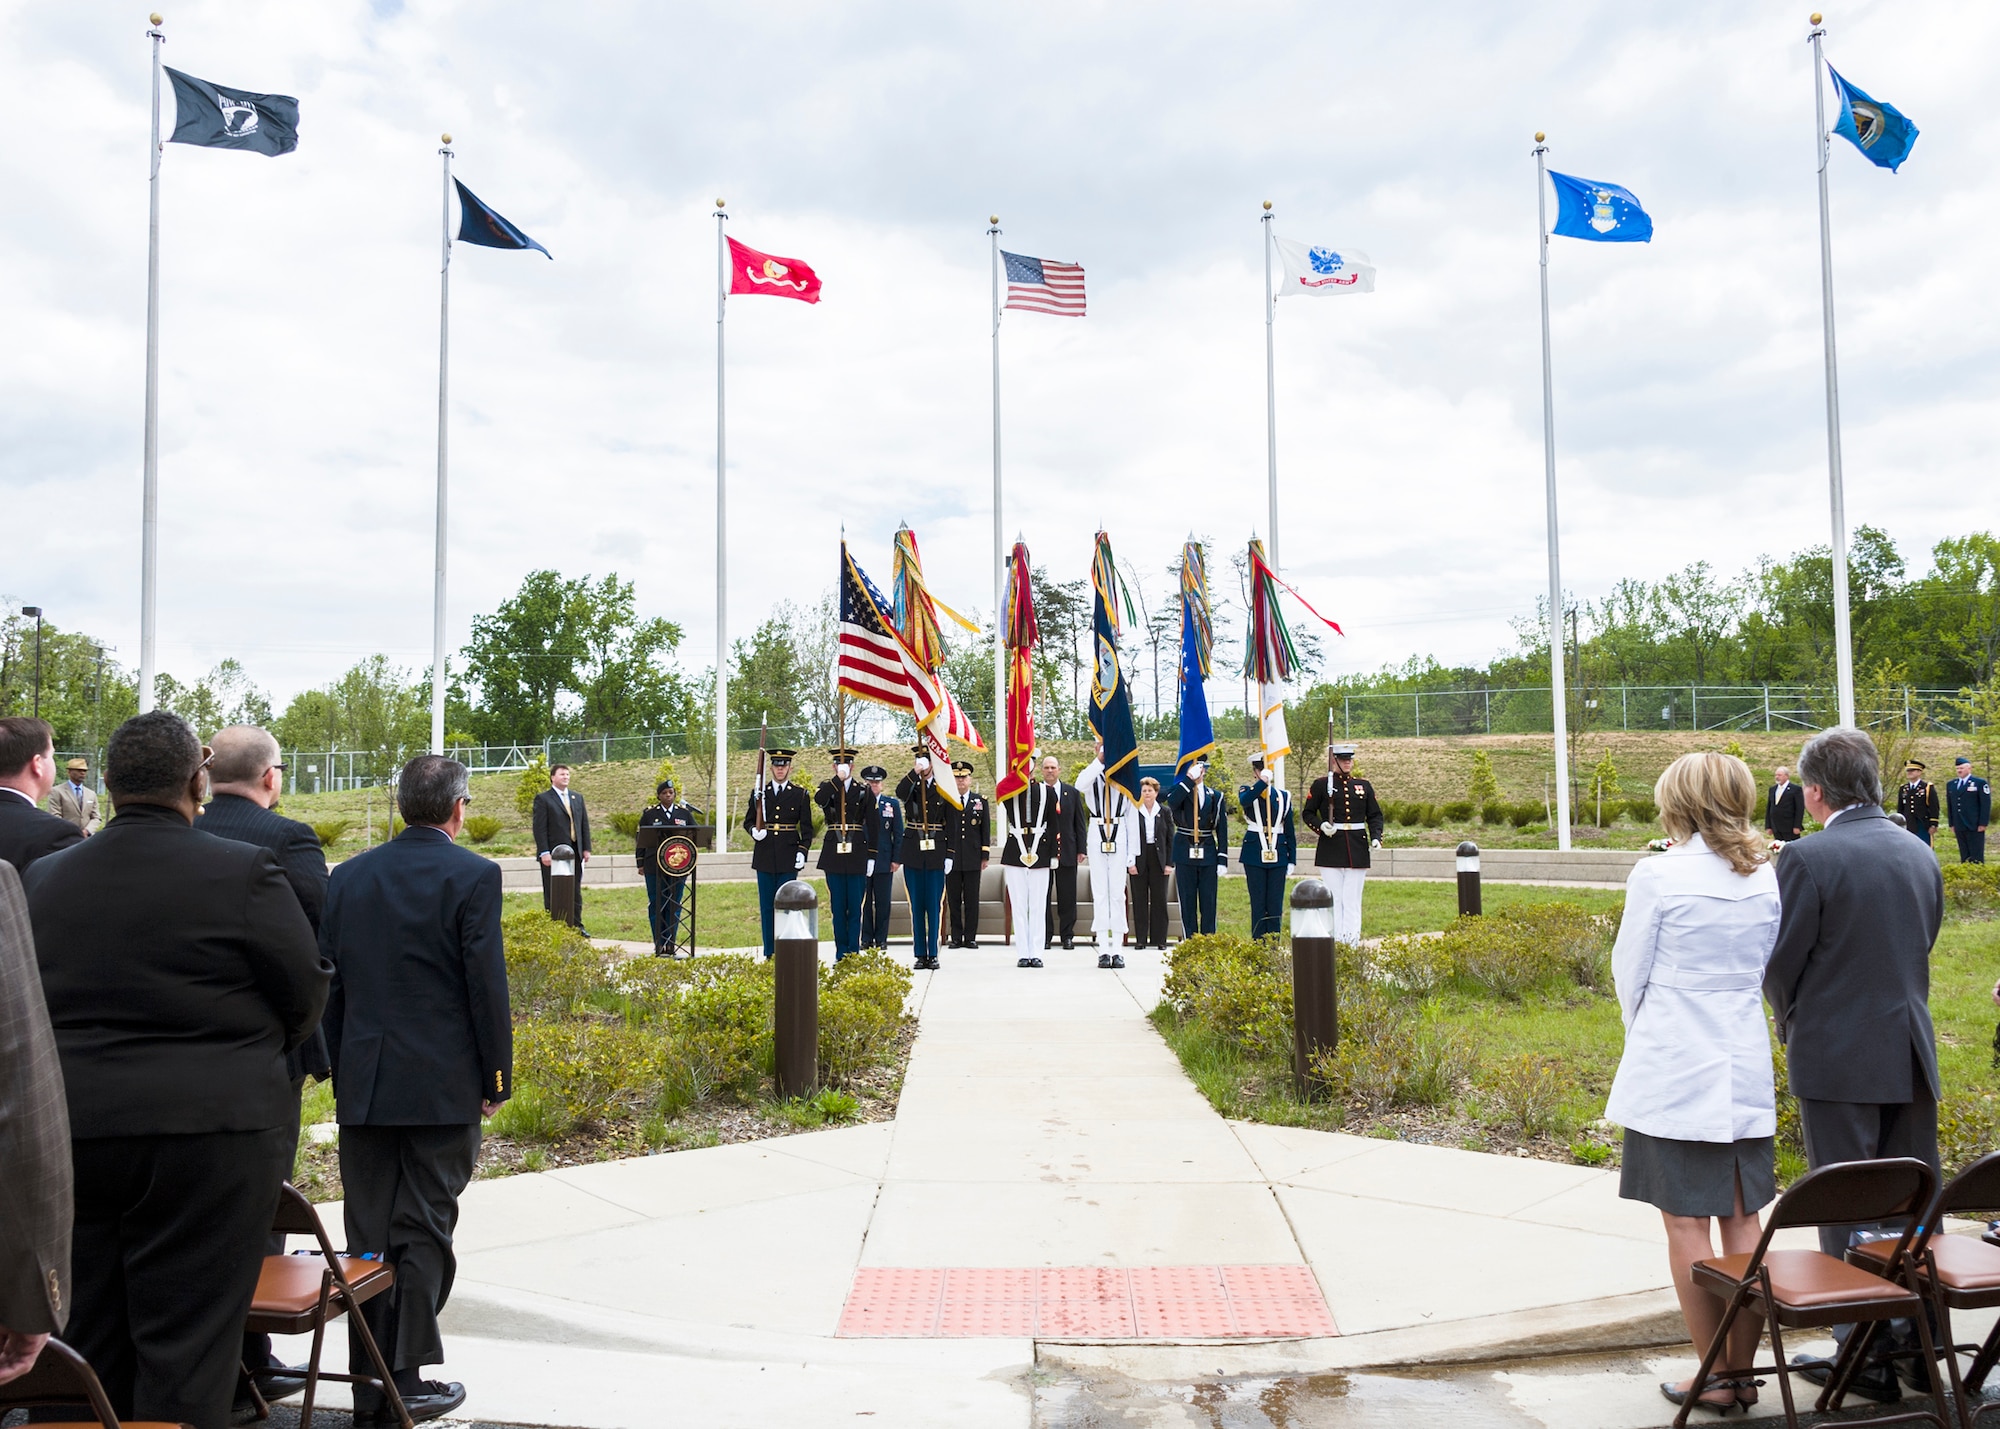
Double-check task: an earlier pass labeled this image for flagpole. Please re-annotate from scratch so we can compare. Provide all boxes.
[715,200,731,838]
[1808,15,1857,728]
[989,215,1006,772]
[138,13,164,714]
[1534,133,1573,853]
[1262,200,1279,572]
[429,135,454,755]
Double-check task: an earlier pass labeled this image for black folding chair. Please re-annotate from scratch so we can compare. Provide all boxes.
[0,1336,189,1429]
[1675,1157,1951,1429]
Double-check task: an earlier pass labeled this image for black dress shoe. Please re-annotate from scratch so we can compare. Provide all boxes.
[357,1379,468,1426]
[1097,953,1112,968]
[1792,1353,1901,1404]
[1111,954,1126,968]
[258,1366,310,1403]
[1061,938,1074,950]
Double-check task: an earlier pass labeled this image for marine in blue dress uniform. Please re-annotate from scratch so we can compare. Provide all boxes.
[742,749,815,960]
[1238,755,1296,940]
[1165,758,1228,937]
[859,766,903,950]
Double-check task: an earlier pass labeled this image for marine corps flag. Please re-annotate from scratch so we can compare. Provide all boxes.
[728,237,822,303]
[1088,533,1140,800]
[996,541,1039,801]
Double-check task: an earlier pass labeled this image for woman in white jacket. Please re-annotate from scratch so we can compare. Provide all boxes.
[1605,752,1780,1417]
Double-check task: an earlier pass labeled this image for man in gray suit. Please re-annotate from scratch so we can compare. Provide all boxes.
[0,860,69,1385]
[1764,725,1943,1401]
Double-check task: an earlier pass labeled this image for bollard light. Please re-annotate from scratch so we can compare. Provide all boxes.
[1290,878,1337,1100]
[774,879,820,1099]
[548,842,578,925]
[1456,840,1483,918]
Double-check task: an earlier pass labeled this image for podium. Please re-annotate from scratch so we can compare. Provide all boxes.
[634,824,714,957]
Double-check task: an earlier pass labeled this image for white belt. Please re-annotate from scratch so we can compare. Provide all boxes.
[1325,822,1368,831]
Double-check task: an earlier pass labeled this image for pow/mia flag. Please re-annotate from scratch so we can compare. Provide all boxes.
[166,68,298,156]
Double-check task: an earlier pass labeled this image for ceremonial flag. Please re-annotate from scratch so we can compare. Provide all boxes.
[1243,538,1310,780]
[1828,66,1919,172]
[996,542,1040,800]
[891,526,980,676]
[165,68,298,156]
[835,544,984,790]
[728,236,822,303]
[1548,171,1653,243]
[1002,251,1086,316]
[455,180,551,258]
[1273,237,1375,296]
[1176,540,1216,775]
[1088,533,1140,800]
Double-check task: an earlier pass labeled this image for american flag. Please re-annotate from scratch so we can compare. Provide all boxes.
[836,546,985,772]
[1002,250,1086,317]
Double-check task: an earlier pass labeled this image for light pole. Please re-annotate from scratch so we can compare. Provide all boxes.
[21,607,43,718]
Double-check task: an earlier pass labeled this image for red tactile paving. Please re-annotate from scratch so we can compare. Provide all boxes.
[837,1265,1338,1339]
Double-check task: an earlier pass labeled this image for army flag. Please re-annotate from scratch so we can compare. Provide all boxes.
[1828,66,1919,172]
[1273,237,1374,296]
[1176,541,1217,775]
[728,237,822,303]
[996,542,1040,800]
[1088,533,1140,800]
[165,68,298,156]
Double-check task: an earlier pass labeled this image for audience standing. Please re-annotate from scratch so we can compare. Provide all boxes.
[1764,726,1944,1403]
[0,718,83,872]
[320,755,510,1425]
[1606,753,1780,1416]
[23,711,328,1429]
[531,763,591,926]
[0,860,69,1387]
[47,758,98,835]
[1946,756,1989,864]
[1763,765,1804,843]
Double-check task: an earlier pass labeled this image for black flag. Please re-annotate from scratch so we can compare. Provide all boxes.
[165,68,298,156]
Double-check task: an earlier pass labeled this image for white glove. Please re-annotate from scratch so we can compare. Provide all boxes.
[867,859,876,875]
[1370,838,1382,849]
[944,857,954,874]
[752,826,767,841]
[795,851,807,870]
[1320,822,1337,837]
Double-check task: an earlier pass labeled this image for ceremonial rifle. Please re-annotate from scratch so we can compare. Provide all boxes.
[754,712,769,832]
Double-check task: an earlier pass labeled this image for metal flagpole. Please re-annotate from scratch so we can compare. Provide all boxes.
[1262,200,1279,571]
[429,135,454,754]
[989,215,1006,770]
[138,13,165,713]
[1533,133,1572,853]
[715,200,730,837]
[1808,15,1857,728]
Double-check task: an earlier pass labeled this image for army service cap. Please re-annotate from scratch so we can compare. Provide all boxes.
[829,747,859,762]
[768,748,796,761]
[1906,759,1925,772]
[951,759,975,774]
[860,765,888,781]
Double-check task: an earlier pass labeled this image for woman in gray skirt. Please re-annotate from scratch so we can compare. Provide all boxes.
[1605,752,1780,1416]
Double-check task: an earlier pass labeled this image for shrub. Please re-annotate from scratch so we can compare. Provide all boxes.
[1625,796,1658,825]
[1162,933,1294,1059]
[1484,1053,1567,1137]
[1467,750,1499,807]
[515,755,550,819]
[1309,989,1472,1111]
[1369,903,1614,1001]
[1419,803,1445,828]
[673,955,775,1097]
[1396,802,1423,827]
[609,810,643,839]
[1441,800,1474,823]
[512,1022,661,1136]
[1508,802,1540,828]
[1943,862,2000,914]
[1480,801,1509,826]
[1593,799,1624,828]
[310,820,351,849]
[1940,1090,2000,1176]
[502,911,615,1018]
[818,986,897,1085]
[462,814,503,844]
[825,949,914,1021]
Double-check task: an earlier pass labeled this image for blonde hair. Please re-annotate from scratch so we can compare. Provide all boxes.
[1655,752,1768,876]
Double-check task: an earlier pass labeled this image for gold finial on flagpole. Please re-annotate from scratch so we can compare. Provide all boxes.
[990,214,999,224]
[150,12,162,23]
[1810,12,1822,23]
[716,198,726,208]
[440,132,451,144]
[1535,131,1546,142]
[1262,200,1272,210]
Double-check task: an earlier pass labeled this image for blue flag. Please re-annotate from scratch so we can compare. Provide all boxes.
[1087,537,1139,799]
[1176,596,1216,774]
[1548,171,1653,243]
[1829,66,1918,172]
[455,180,551,259]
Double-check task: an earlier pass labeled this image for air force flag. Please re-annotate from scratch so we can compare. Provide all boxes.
[1548,171,1653,243]
[1828,66,1918,172]
[1274,236,1375,296]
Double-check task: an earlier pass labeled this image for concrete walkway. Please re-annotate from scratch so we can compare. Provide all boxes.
[276,943,1991,1427]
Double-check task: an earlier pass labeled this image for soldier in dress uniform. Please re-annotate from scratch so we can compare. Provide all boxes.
[1238,755,1297,940]
[1302,742,1383,945]
[998,758,1057,966]
[742,748,815,960]
[1077,736,1134,956]
[1165,757,1228,937]
[897,745,953,970]
[944,760,990,948]
[1896,760,1940,847]
[637,777,702,954]
[816,748,881,962]
[1947,756,1991,865]
[859,766,903,951]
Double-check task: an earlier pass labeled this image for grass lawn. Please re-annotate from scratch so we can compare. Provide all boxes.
[504,879,828,950]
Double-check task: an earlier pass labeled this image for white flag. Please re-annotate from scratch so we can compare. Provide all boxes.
[1274,236,1374,296]
[1257,681,1290,789]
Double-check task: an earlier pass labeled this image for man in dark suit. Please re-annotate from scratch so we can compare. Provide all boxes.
[1764,727,1944,1401]
[0,860,69,1387]
[1946,756,1990,864]
[1764,765,1805,842]
[321,755,511,1426]
[531,763,591,925]
[0,717,83,873]
[1038,754,1090,950]
[199,724,331,1407]
[24,711,328,1429]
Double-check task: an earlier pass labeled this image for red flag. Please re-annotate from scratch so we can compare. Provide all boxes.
[995,542,1039,801]
[727,236,821,303]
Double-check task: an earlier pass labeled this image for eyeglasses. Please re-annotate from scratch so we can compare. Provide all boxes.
[270,762,288,773]
[198,748,215,772]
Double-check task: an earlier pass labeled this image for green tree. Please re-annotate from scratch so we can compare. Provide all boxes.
[1467,749,1499,805]
[153,659,272,736]
[731,617,806,748]
[1916,534,2000,686]
[0,609,138,749]
[274,656,429,766]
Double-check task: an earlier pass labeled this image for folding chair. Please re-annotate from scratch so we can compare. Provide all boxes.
[1675,1157,1951,1429]
[0,1336,190,1429]
[1847,1151,2000,1429]
[240,1183,412,1429]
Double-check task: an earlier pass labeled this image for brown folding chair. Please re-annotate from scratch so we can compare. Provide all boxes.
[0,1336,189,1429]
[1848,1151,2000,1428]
[1675,1156,1952,1429]
[240,1183,411,1429]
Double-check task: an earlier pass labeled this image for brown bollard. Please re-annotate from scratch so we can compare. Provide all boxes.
[1456,840,1483,918]
[774,879,820,1100]
[547,843,578,925]
[1290,878,1337,1100]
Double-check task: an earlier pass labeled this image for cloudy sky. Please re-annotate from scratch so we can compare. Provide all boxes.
[2,0,1989,709]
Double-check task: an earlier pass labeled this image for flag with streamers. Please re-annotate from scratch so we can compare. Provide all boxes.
[1177,540,1217,774]
[1089,533,1140,799]
[1243,538,1295,779]
[997,541,1039,800]
[891,525,979,676]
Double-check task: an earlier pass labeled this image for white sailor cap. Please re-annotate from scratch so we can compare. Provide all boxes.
[1330,743,1358,757]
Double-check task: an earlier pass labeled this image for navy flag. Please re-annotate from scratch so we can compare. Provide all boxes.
[455,180,551,259]
[1548,171,1652,243]
[165,68,298,156]
[1829,66,1919,172]
[1087,534,1140,799]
